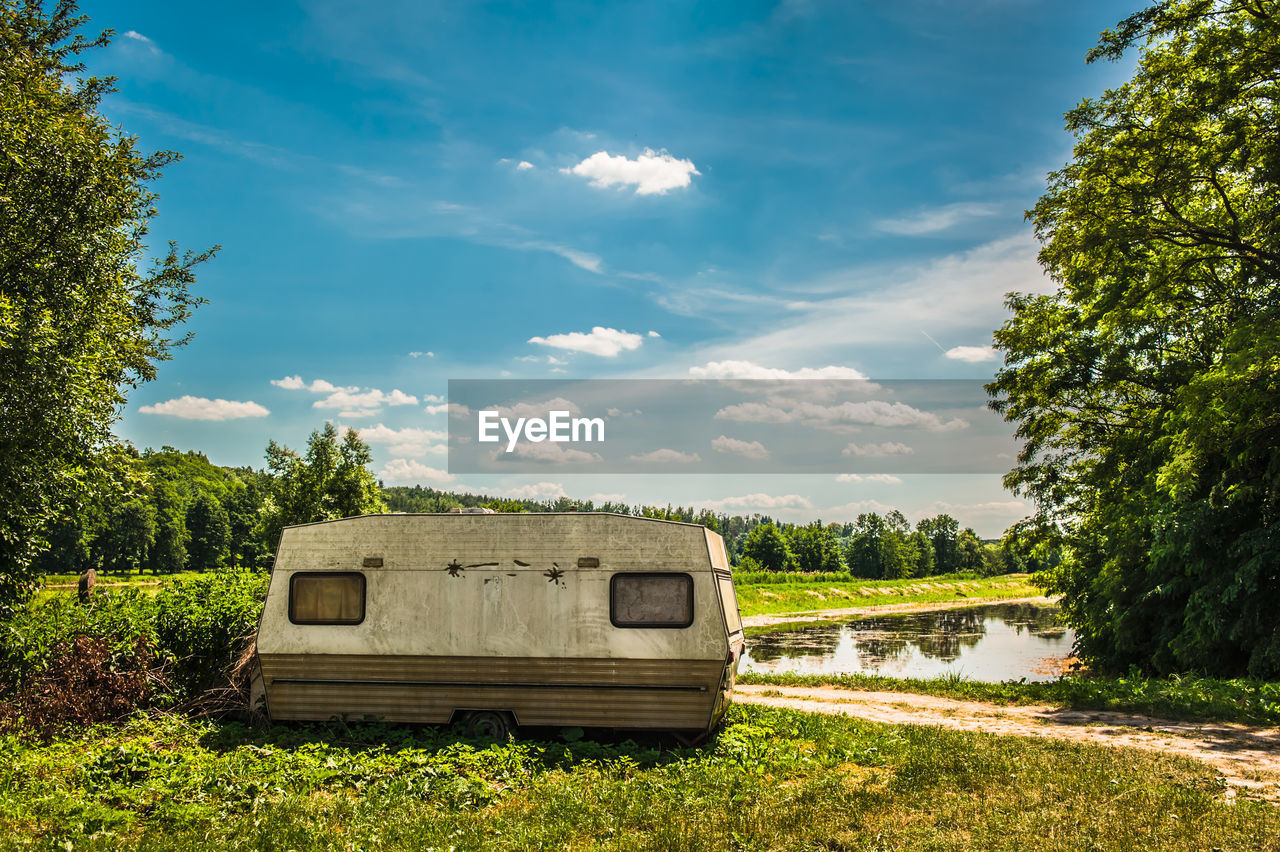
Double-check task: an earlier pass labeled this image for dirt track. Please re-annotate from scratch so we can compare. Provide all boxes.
[736,683,1280,801]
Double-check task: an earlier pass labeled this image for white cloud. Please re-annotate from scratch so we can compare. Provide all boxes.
[122,30,153,43]
[378,459,455,485]
[498,442,603,464]
[647,330,661,338]
[345,423,447,457]
[273,375,420,416]
[945,345,998,363]
[842,441,915,457]
[493,397,582,419]
[423,394,445,403]
[271,375,359,394]
[562,148,700,195]
[312,387,418,414]
[701,493,814,511]
[711,435,770,460]
[138,396,269,421]
[628,449,702,464]
[689,360,868,380]
[717,400,967,432]
[505,481,568,499]
[876,202,997,236]
[409,351,435,358]
[528,326,644,357]
[836,473,903,484]
[516,161,534,171]
[589,492,628,504]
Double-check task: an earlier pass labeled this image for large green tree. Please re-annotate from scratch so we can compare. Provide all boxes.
[261,424,388,552]
[0,2,212,609]
[990,0,1280,677]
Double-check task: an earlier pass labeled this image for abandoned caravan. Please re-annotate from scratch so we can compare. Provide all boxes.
[253,511,745,738]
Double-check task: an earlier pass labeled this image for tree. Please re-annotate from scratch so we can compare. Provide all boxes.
[0,2,213,610]
[93,499,154,574]
[916,514,959,575]
[956,528,985,574]
[261,424,387,551]
[989,1,1280,677]
[185,492,230,571]
[845,512,886,578]
[742,523,793,572]
[787,523,843,573]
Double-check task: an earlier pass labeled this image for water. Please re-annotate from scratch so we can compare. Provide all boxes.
[741,602,1075,683]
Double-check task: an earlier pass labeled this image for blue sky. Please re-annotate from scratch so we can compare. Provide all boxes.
[87,0,1138,536]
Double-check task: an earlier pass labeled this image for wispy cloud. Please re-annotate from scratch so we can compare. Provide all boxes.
[701,492,814,511]
[836,473,903,484]
[876,202,997,236]
[627,449,702,464]
[689,360,867,380]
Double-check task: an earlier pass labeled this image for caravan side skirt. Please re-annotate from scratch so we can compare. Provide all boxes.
[259,653,723,730]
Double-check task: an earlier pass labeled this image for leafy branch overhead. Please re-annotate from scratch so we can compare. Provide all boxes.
[989,0,1280,677]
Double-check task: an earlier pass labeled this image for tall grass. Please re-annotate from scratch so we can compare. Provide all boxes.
[1,705,1275,850]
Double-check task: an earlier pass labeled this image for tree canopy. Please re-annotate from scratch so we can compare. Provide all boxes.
[990,0,1280,677]
[0,1,213,611]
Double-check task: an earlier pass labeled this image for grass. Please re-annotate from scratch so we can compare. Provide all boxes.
[0,705,1276,850]
[32,571,206,605]
[739,670,1280,727]
[735,572,1043,618]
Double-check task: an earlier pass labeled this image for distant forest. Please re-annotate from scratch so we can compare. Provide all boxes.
[34,431,1048,581]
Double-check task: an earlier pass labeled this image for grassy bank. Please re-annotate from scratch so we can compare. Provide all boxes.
[735,572,1043,618]
[1,705,1275,850]
[739,671,1280,727]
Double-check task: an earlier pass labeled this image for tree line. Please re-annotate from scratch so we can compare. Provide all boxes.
[29,421,1051,581]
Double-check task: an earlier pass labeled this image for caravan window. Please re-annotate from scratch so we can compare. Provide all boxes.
[289,572,366,625]
[610,573,693,628]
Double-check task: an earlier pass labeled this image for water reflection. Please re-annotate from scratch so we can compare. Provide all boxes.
[742,602,1073,683]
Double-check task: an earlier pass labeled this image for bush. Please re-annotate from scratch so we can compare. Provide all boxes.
[0,567,268,725]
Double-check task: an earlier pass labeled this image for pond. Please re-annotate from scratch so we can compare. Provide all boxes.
[741,602,1074,683]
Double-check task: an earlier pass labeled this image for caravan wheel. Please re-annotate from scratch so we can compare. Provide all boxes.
[462,710,514,740]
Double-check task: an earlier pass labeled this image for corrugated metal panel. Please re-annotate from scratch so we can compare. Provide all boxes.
[260,653,723,729]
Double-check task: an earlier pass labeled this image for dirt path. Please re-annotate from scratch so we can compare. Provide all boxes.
[742,595,1054,629]
[735,683,1280,801]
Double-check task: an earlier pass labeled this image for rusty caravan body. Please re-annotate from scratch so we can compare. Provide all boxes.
[255,513,745,735]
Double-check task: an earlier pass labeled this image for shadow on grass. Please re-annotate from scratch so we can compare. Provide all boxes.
[195,716,715,769]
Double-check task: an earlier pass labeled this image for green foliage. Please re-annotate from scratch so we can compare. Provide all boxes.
[785,523,843,573]
[261,424,388,549]
[990,1,1280,677]
[0,567,267,705]
[185,492,231,571]
[0,705,1275,850]
[0,1,214,612]
[741,523,793,572]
